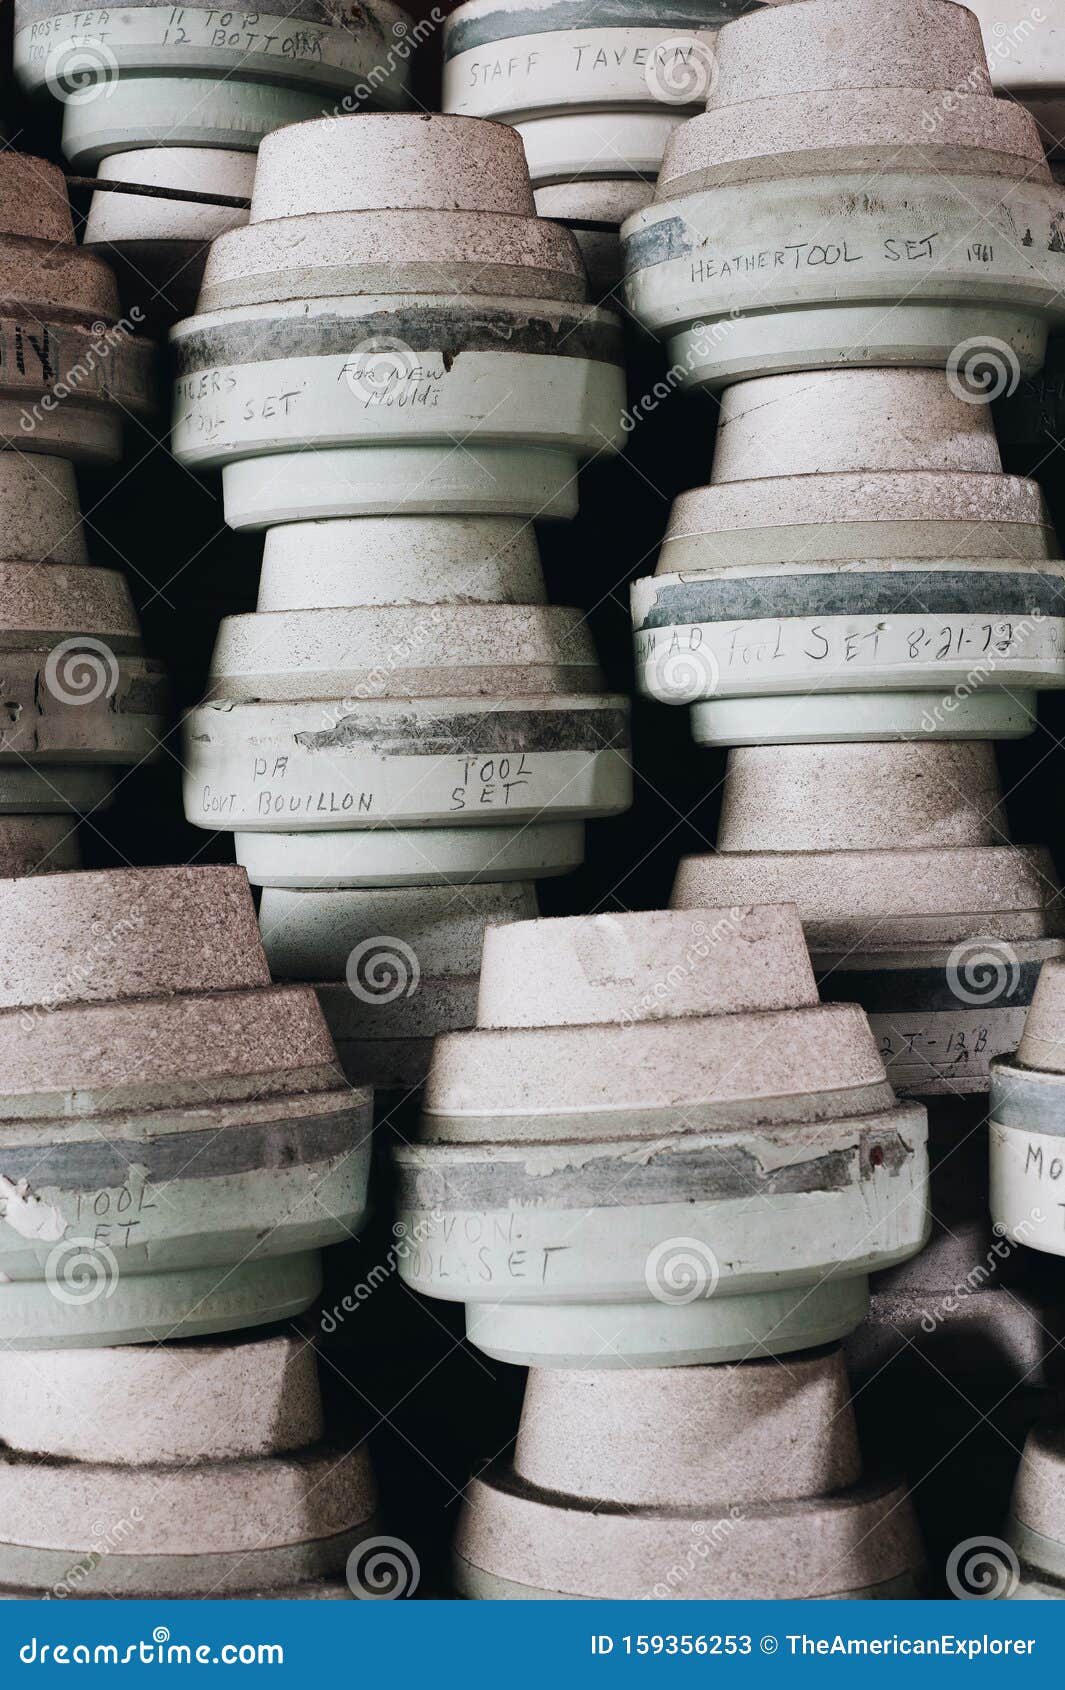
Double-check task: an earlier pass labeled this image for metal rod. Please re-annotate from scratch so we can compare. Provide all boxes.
[65,174,252,210]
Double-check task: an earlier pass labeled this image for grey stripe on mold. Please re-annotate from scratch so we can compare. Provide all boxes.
[0,1518,369,1598]
[443,0,755,58]
[622,215,695,274]
[636,572,1065,628]
[397,1128,914,1211]
[0,1102,370,1186]
[990,1068,1065,1134]
[174,310,624,375]
[292,706,629,755]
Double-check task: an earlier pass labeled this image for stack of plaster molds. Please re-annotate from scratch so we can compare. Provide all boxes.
[13,0,412,317]
[632,369,1065,746]
[673,740,1065,1100]
[1006,1424,1065,1600]
[174,115,631,1097]
[442,0,765,294]
[0,152,164,857]
[0,1336,373,1598]
[396,904,928,1596]
[456,1350,922,1600]
[991,955,1065,1259]
[992,956,1065,1600]
[672,738,1065,1574]
[0,864,371,1346]
[622,0,1065,383]
[396,905,929,1365]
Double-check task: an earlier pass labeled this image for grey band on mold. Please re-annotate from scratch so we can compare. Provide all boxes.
[397,1126,915,1211]
[990,1067,1065,1134]
[0,1519,371,1598]
[290,706,629,755]
[443,0,754,58]
[0,1101,369,1186]
[174,310,624,375]
[635,572,1065,627]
